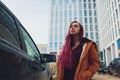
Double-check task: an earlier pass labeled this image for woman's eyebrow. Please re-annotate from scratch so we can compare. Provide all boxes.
[72,24,78,26]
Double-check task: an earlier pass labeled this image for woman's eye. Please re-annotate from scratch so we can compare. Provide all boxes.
[74,25,78,27]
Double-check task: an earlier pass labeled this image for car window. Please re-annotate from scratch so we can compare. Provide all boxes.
[118,59,120,65]
[20,26,40,60]
[112,58,119,64]
[0,6,21,48]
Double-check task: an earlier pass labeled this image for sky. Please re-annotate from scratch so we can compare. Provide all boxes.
[1,0,51,44]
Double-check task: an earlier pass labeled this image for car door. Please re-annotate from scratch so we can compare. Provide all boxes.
[0,2,34,80]
[18,22,51,80]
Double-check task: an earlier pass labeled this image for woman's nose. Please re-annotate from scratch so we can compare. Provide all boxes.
[71,26,74,29]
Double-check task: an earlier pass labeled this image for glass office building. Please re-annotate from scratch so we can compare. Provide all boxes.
[49,0,99,54]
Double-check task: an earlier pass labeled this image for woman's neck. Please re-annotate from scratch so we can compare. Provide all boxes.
[72,36,81,50]
[72,35,80,45]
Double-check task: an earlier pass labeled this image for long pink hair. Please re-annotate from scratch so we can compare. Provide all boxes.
[59,21,84,69]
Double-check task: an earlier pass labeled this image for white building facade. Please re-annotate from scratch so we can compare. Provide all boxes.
[49,0,100,55]
[97,0,120,65]
[37,44,48,54]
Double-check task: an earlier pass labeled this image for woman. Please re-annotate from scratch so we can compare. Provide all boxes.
[56,21,100,80]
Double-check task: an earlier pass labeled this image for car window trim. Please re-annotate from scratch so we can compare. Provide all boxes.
[14,18,27,50]
[0,1,22,48]
[17,22,42,60]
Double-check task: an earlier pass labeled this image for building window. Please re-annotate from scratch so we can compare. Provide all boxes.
[50,34,53,42]
[79,2,82,10]
[119,4,120,14]
[96,32,99,39]
[110,6,112,15]
[59,42,62,50]
[84,0,86,2]
[79,0,82,2]
[88,3,92,9]
[110,31,112,41]
[60,34,63,41]
[96,40,99,46]
[55,33,58,40]
[79,17,83,23]
[55,42,57,50]
[93,3,96,9]
[64,5,67,19]
[79,10,82,16]
[65,0,69,3]
[41,48,47,53]
[113,13,115,23]
[84,10,87,16]
[95,25,98,31]
[60,18,63,24]
[60,26,62,31]
[85,32,88,37]
[116,24,118,37]
[112,2,114,11]
[58,0,63,5]
[69,4,72,17]
[72,0,76,3]
[51,18,54,24]
[89,17,92,24]
[60,6,63,17]
[112,28,115,39]
[90,32,94,39]
[93,0,96,2]
[84,3,87,9]
[50,42,53,50]
[74,4,77,17]
[55,26,58,32]
[85,17,87,23]
[50,27,53,31]
[116,9,118,19]
[89,10,92,16]
[85,25,88,31]
[90,25,93,31]
[69,17,72,23]
[64,26,68,36]
[94,17,97,23]
[51,10,54,18]
[111,17,113,26]
[88,0,91,2]
[114,0,117,7]
[94,10,97,16]
[118,21,120,35]
[52,0,56,5]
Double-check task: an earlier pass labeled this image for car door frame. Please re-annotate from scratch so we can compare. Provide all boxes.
[15,20,52,80]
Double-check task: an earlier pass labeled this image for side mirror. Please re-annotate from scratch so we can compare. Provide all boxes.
[41,54,56,63]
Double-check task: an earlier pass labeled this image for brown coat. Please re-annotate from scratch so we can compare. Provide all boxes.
[56,42,100,80]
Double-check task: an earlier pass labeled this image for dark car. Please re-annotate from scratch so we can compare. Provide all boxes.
[0,1,56,80]
[108,58,120,76]
[98,62,108,74]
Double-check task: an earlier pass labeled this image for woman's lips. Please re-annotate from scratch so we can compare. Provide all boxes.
[71,29,75,32]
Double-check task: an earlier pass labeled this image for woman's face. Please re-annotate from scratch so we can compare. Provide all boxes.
[70,22,80,35]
